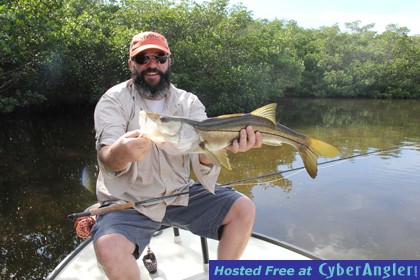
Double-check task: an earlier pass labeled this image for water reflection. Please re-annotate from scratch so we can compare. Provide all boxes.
[0,99,419,278]
[252,145,420,260]
[0,110,97,279]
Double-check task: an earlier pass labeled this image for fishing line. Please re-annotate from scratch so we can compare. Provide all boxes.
[70,143,419,218]
[227,169,306,188]
[218,142,420,188]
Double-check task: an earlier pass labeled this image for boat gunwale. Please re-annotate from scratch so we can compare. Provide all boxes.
[251,232,322,260]
[46,237,93,280]
[47,228,321,279]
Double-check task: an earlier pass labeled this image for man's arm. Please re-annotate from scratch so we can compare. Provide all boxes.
[198,126,262,166]
[98,130,153,172]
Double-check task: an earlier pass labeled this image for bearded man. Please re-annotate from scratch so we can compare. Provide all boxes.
[92,31,261,280]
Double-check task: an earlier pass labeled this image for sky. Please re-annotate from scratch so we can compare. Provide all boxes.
[201,0,420,35]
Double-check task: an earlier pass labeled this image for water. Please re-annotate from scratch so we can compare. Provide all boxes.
[0,99,419,278]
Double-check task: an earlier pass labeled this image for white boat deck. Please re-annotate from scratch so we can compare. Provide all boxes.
[48,227,317,280]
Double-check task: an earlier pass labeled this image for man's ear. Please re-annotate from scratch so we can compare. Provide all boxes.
[128,59,136,73]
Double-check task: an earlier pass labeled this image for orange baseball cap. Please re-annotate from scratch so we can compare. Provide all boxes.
[130,31,171,58]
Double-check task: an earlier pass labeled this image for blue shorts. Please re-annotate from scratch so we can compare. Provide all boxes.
[91,184,243,256]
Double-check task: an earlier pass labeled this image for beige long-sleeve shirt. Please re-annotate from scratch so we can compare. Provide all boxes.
[94,81,221,221]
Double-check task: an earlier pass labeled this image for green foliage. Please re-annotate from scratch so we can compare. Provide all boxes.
[1,1,419,114]
[292,21,419,99]
[1,0,63,110]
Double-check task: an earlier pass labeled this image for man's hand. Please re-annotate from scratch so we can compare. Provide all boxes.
[98,130,153,172]
[226,126,262,153]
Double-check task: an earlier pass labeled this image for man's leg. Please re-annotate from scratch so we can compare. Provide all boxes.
[163,185,256,260]
[91,209,160,280]
[217,196,256,259]
[94,233,139,280]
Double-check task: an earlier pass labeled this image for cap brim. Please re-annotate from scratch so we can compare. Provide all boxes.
[131,44,171,58]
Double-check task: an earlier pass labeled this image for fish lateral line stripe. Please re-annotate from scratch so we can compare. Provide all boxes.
[197,128,309,145]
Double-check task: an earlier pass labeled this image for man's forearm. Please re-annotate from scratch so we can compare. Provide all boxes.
[199,153,214,167]
[98,145,130,172]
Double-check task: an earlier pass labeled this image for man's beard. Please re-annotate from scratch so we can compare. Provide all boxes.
[132,66,171,100]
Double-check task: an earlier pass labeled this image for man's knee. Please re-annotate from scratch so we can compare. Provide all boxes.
[94,234,136,265]
[237,196,256,221]
[94,234,141,279]
[226,196,256,224]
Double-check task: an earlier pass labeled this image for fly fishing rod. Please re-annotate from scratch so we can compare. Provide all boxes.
[68,143,418,220]
[67,190,190,220]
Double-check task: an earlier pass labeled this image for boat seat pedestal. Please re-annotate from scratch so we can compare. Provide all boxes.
[173,227,209,271]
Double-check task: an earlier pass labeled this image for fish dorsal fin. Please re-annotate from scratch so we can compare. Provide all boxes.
[250,103,277,125]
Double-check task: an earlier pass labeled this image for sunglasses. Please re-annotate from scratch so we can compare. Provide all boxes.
[132,53,170,65]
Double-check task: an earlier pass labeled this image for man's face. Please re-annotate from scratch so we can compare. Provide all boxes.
[129,49,171,99]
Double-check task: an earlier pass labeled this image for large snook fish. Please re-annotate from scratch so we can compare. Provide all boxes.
[139,103,339,178]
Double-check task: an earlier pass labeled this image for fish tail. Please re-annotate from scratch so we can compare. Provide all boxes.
[307,137,340,158]
[297,145,319,179]
[297,137,340,179]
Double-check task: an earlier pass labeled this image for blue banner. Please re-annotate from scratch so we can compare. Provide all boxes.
[210,260,420,279]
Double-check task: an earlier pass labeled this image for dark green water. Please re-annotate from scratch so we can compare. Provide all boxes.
[1,99,419,279]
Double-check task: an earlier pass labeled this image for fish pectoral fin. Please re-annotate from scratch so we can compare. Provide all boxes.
[199,141,232,170]
[202,150,220,167]
[213,149,232,170]
[203,149,232,170]
[250,103,277,125]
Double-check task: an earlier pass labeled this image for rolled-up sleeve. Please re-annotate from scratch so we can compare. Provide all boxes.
[191,154,221,193]
[94,94,127,151]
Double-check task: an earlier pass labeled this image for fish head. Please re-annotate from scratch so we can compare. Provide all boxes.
[139,110,182,144]
[139,110,201,154]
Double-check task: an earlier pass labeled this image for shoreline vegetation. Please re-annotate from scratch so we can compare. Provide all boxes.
[1,0,419,115]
